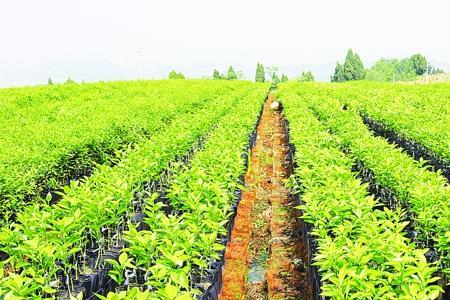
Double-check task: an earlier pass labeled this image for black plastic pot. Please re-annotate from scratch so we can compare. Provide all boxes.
[361,114,450,182]
[0,251,8,261]
[57,284,86,300]
[76,274,98,297]
[284,109,325,300]
[193,100,266,299]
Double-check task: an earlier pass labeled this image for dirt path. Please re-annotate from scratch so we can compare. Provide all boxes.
[219,94,311,300]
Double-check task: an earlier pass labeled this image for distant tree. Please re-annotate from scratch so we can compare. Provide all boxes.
[300,71,315,82]
[213,69,224,80]
[236,70,246,80]
[255,62,265,82]
[227,66,237,80]
[280,73,289,83]
[366,57,421,82]
[410,54,427,75]
[365,58,397,81]
[343,49,366,80]
[169,70,177,79]
[272,73,280,85]
[169,70,185,79]
[331,63,346,82]
[265,66,279,81]
[65,77,76,84]
[48,78,53,85]
[331,49,365,82]
[365,54,444,82]
[268,73,280,90]
[430,66,444,75]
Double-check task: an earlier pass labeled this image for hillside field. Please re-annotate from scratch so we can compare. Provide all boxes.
[1,80,450,299]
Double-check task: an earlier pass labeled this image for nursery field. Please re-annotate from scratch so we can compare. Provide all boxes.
[0,80,254,220]
[2,80,450,300]
[277,81,450,299]
[0,80,269,299]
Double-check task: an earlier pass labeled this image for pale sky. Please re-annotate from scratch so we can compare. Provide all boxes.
[1,0,449,85]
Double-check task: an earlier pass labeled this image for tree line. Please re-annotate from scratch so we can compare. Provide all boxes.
[331,49,443,82]
[168,63,315,83]
[167,50,443,83]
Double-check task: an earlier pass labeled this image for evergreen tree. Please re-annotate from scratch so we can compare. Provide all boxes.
[331,49,365,82]
[331,63,346,82]
[410,54,427,75]
[213,69,222,79]
[281,73,289,83]
[255,62,265,82]
[343,49,366,80]
[227,66,237,80]
[300,71,315,82]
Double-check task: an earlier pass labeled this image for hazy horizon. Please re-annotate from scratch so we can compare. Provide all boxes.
[1,0,450,87]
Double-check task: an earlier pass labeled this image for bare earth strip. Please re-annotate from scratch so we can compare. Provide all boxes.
[220,94,311,300]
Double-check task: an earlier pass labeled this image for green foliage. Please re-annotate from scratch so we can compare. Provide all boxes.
[278,82,450,297]
[331,63,345,82]
[366,58,416,82]
[269,72,280,91]
[272,73,280,85]
[366,54,443,82]
[255,62,265,83]
[277,82,444,299]
[213,69,220,79]
[65,77,76,84]
[214,67,243,80]
[105,253,134,285]
[0,81,269,298]
[343,49,366,80]
[365,58,396,81]
[168,70,185,79]
[299,71,315,82]
[331,49,365,82]
[280,73,289,83]
[112,85,268,297]
[213,69,225,80]
[410,53,427,75]
[96,287,152,300]
[0,81,250,220]
[227,66,237,80]
[213,68,243,80]
[265,66,279,82]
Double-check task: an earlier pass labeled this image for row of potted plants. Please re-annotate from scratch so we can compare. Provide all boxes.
[0,85,264,298]
[303,88,450,279]
[98,87,268,299]
[0,80,247,222]
[277,87,442,299]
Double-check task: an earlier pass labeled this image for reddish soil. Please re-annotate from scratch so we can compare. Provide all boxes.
[219,94,311,300]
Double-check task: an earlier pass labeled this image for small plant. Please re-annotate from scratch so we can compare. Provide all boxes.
[106,253,135,286]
